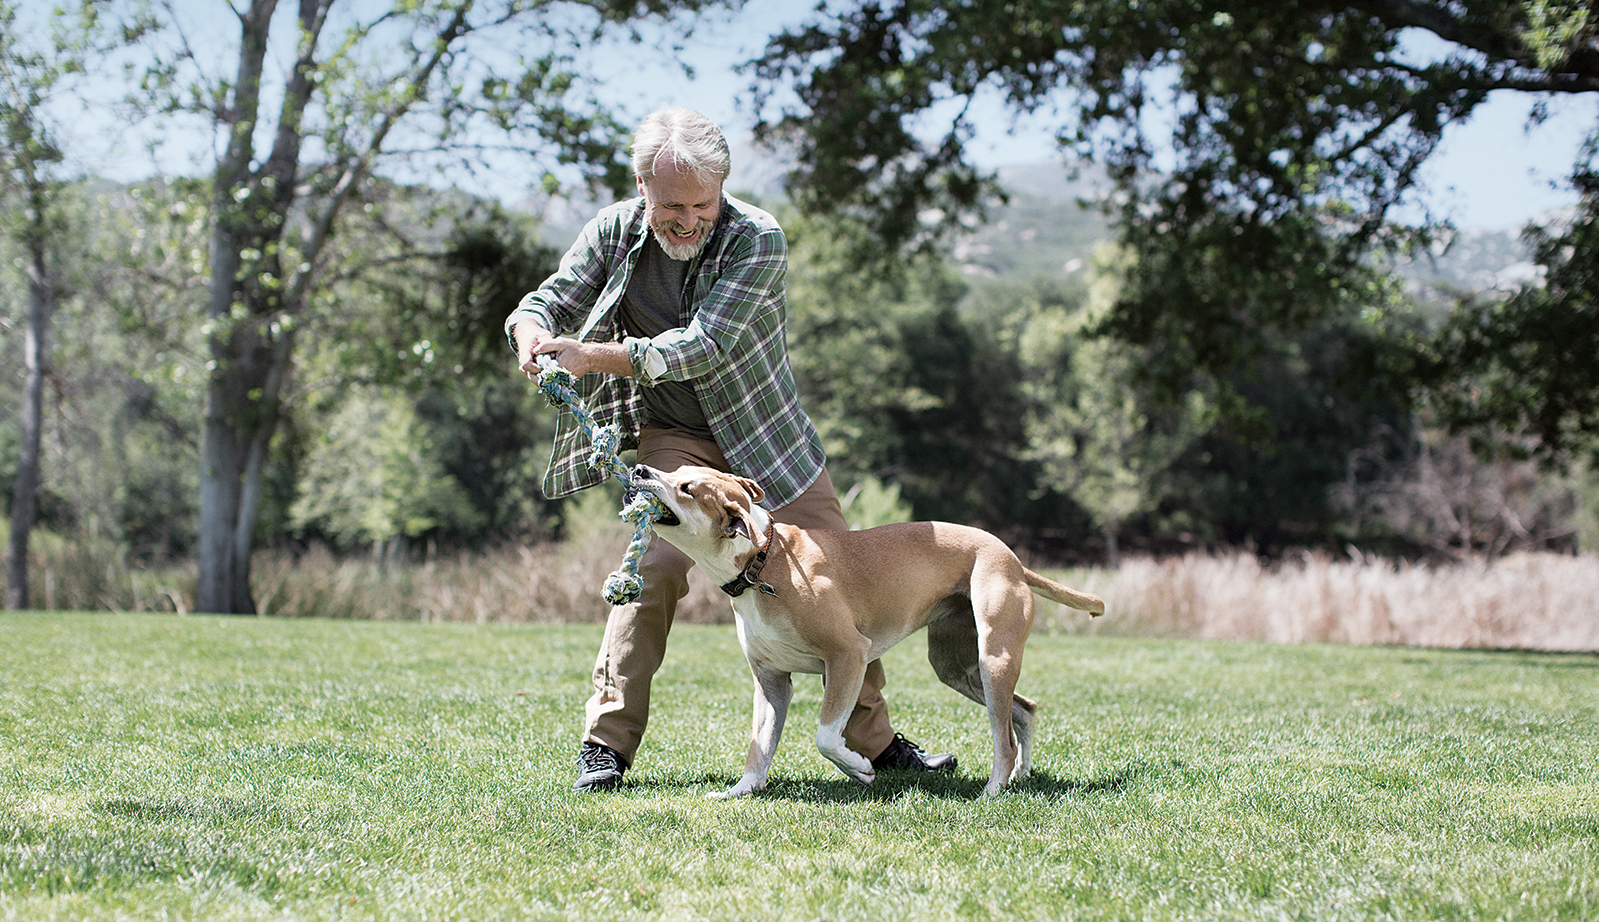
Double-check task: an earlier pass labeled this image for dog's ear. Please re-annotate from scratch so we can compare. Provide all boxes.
[734,476,766,503]
[724,507,754,542]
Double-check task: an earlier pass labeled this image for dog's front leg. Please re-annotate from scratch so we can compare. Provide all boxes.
[712,666,792,799]
[815,645,876,788]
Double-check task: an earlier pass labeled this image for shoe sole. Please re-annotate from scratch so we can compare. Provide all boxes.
[873,758,959,773]
[572,772,624,793]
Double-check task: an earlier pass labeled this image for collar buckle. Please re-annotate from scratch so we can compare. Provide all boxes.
[719,521,778,599]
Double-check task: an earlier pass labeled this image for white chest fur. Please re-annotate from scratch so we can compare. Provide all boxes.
[731,595,826,675]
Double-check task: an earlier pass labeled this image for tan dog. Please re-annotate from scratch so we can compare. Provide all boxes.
[629,464,1105,798]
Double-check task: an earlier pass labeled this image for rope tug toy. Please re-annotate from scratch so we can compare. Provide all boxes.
[534,355,667,604]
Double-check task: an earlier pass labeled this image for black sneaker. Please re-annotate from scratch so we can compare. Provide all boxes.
[871,733,957,773]
[573,742,628,792]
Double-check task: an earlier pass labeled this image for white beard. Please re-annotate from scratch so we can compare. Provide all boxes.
[652,219,714,260]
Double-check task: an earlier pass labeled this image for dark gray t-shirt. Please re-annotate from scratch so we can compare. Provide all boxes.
[619,236,714,439]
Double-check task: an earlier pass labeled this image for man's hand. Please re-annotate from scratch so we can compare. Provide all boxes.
[513,319,554,380]
[515,320,634,380]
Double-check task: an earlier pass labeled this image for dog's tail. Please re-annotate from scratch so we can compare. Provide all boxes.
[1023,568,1106,617]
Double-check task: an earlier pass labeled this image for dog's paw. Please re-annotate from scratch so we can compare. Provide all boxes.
[709,778,765,799]
[837,764,876,788]
[820,748,876,788]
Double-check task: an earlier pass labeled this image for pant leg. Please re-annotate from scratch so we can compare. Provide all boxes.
[769,467,896,759]
[581,429,731,763]
[582,536,693,763]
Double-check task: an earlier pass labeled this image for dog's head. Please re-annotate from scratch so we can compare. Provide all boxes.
[628,464,767,559]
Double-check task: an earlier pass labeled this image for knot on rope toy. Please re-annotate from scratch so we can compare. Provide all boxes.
[602,490,669,604]
[587,426,622,475]
[537,363,578,408]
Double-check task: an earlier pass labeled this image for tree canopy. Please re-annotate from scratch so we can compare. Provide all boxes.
[750,0,1599,462]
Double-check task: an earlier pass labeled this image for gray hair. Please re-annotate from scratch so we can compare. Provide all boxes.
[631,108,731,185]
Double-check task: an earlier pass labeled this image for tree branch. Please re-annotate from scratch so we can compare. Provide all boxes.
[1347,0,1599,90]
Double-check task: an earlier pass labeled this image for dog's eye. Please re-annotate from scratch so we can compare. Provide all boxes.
[679,483,694,496]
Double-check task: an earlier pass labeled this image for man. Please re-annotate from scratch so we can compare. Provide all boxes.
[506,107,955,792]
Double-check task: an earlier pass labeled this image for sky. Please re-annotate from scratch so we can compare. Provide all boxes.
[75,0,1599,233]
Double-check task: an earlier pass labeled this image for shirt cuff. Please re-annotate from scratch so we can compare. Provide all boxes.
[626,337,668,385]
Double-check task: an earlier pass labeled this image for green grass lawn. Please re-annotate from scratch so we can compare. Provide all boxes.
[1,612,1596,921]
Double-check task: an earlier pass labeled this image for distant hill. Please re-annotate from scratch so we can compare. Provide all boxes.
[950,163,1112,280]
[959,163,1541,297]
[523,154,1539,296]
[1391,228,1540,298]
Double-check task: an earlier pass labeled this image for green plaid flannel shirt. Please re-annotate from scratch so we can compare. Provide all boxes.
[505,193,827,511]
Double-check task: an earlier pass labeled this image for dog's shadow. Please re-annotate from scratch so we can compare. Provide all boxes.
[638,760,1167,803]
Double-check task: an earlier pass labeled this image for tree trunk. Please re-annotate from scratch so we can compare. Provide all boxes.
[194,0,290,615]
[1103,524,1121,570]
[195,293,295,614]
[5,230,52,610]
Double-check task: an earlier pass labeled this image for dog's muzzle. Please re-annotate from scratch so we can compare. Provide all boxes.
[626,466,680,527]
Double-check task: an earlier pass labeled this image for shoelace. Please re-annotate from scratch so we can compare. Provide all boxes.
[578,746,621,772]
[877,733,927,766]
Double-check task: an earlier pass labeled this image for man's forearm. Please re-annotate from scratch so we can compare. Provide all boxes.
[557,341,633,378]
[517,324,634,379]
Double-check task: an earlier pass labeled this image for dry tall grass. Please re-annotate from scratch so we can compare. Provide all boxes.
[249,528,725,624]
[1041,550,1599,652]
[10,527,1596,651]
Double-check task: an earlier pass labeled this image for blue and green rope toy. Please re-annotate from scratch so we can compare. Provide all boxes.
[535,356,667,605]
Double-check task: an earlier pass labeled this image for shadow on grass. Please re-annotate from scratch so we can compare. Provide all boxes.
[625,759,1172,803]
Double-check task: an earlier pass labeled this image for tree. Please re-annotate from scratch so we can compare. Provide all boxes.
[118,0,726,612]
[0,1,95,608]
[1423,138,1599,463]
[749,0,1599,459]
[289,386,481,560]
[1007,253,1208,566]
[293,192,562,547]
[1339,426,1581,560]
[782,209,1053,530]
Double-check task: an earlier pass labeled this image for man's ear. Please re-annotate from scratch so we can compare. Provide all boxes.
[724,508,754,542]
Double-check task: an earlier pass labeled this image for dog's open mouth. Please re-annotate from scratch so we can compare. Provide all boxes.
[625,480,680,527]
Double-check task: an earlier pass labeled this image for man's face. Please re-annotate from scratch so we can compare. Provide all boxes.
[638,156,722,261]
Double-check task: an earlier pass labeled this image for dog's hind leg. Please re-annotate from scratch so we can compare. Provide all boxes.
[968,578,1036,797]
[1008,693,1037,784]
[928,601,1037,781]
[927,598,986,706]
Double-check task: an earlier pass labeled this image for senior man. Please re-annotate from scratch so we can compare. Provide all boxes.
[507,107,955,792]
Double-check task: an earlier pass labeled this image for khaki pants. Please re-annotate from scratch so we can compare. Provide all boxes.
[582,428,896,765]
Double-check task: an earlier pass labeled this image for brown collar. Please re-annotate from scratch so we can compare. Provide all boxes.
[719,520,778,598]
